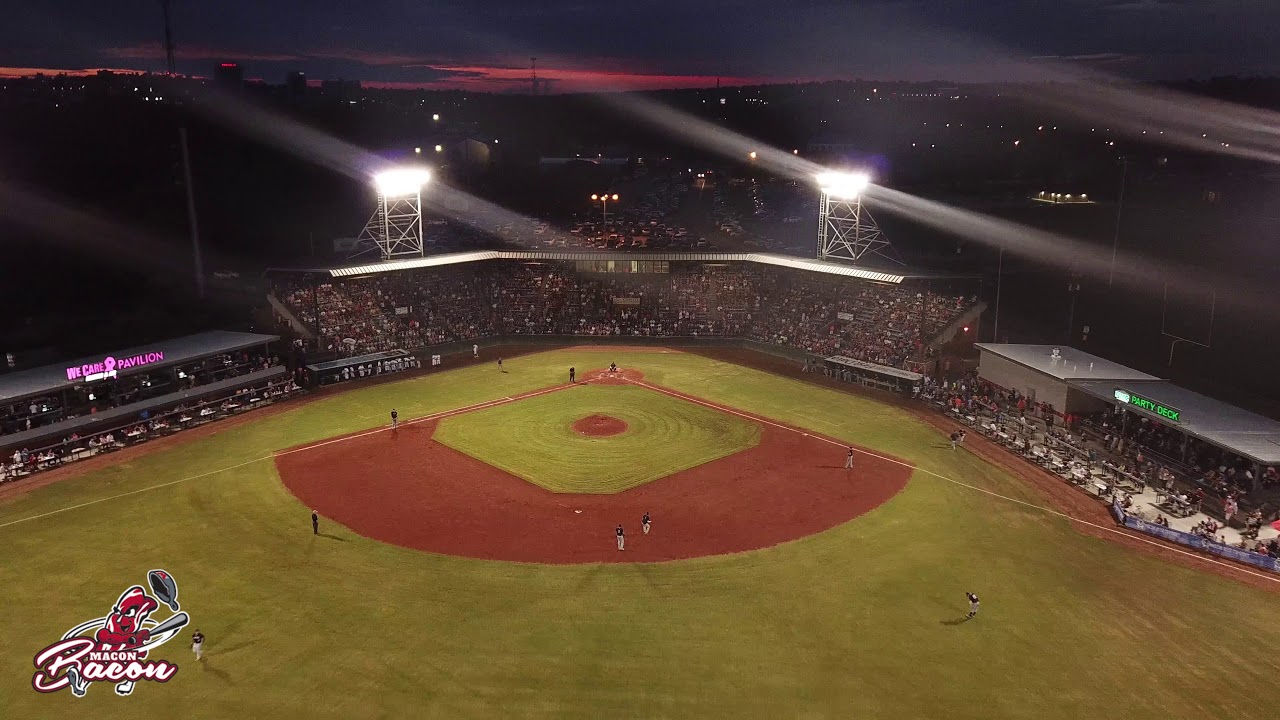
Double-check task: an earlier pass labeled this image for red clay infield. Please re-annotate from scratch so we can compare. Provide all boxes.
[276,378,912,563]
[573,414,628,437]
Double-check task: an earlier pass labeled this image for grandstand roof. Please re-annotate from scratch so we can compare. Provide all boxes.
[978,344,1280,465]
[1068,379,1280,466]
[0,331,279,403]
[277,251,936,284]
[974,343,1161,382]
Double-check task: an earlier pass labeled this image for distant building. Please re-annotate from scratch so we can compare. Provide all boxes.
[320,79,361,103]
[214,63,243,91]
[286,71,307,98]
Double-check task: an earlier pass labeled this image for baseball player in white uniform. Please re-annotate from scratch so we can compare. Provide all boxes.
[191,629,205,660]
[966,592,980,619]
[844,446,855,469]
[616,525,625,550]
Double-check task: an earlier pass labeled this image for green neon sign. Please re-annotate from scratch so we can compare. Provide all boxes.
[1113,389,1181,423]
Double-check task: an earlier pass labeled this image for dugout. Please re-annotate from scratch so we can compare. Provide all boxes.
[823,355,923,397]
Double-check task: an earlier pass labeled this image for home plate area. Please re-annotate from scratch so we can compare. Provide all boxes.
[277,371,911,563]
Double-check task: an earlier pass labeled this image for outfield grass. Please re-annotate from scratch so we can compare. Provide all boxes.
[2,348,1279,719]
[434,383,760,493]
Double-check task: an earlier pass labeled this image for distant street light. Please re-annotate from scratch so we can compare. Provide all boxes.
[591,193,619,224]
[432,113,440,121]
[434,144,443,153]
[749,151,758,160]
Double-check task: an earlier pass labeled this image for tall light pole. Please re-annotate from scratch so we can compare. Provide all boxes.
[1109,156,1129,288]
[993,246,1004,343]
[359,167,431,260]
[591,193,618,225]
[815,172,890,262]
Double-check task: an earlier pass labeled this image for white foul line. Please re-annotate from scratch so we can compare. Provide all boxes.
[2,373,1278,587]
[624,378,1280,587]
[0,383,572,530]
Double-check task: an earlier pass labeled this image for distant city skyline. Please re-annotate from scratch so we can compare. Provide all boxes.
[2,1,1279,93]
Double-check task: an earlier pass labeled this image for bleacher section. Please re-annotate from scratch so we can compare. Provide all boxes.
[275,261,978,369]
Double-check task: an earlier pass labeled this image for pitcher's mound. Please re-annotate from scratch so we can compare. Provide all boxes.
[573,414,628,437]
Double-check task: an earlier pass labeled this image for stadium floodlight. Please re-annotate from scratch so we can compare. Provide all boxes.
[816,171,870,200]
[815,171,892,263]
[373,167,430,198]
[359,167,432,260]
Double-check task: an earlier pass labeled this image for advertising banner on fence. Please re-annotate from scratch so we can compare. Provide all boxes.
[1121,515,1278,572]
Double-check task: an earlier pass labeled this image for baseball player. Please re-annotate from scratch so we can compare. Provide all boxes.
[642,512,651,535]
[608,362,618,374]
[966,592,980,619]
[950,431,960,450]
[311,510,319,535]
[498,357,504,372]
[191,629,205,660]
[569,367,576,383]
[390,408,398,429]
[472,344,479,359]
[844,446,855,469]
[616,524,625,551]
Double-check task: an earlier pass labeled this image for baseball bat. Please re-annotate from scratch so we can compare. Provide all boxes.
[148,612,190,637]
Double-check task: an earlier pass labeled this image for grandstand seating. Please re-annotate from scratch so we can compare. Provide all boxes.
[277,261,977,369]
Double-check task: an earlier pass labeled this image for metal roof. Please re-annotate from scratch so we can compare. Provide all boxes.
[312,251,910,284]
[0,331,279,403]
[1068,379,1280,466]
[975,343,1162,382]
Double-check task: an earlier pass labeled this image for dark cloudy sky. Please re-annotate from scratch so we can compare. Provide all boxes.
[2,1,1277,91]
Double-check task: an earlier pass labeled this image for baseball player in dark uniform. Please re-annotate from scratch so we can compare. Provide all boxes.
[844,446,855,469]
[390,408,398,429]
[191,629,205,660]
[608,362,618,374]
[642,512,651,535]
[569,367,576,383]
[950,431,960,450]
[966,592,980,619]
[311,510,319,535]
[616,524,625,550]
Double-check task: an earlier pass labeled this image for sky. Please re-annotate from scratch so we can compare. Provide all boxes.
[2,1,1278,92]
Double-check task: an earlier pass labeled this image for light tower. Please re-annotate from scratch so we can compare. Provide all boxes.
[815,172,890,263]
[359,168,431,260]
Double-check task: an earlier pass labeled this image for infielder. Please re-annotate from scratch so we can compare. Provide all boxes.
[844,446,855,469]
[569,367,576,383]
[191,629,205,660]
[390,408,398,429]
[966,592,980,619]
[498,357,504,372]
[642,512,651,535]
[311,510,319,535]
[616,524,625,551]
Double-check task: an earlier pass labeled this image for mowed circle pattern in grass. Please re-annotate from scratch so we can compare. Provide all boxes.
[433,383,761,493]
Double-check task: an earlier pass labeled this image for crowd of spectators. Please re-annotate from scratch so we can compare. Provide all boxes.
[277,262,976,368]
[0,351,284,439]
[1,374,300,482]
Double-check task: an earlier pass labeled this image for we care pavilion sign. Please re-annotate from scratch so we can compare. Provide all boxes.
[1114,388,1181,424]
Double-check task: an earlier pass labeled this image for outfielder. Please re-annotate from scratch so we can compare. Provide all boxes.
[616,524,625,551]
[844,446,855,469]
[191,629,205,660]
[473,344,479,359]
[966,592,980,619]
[390,408,398,429]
